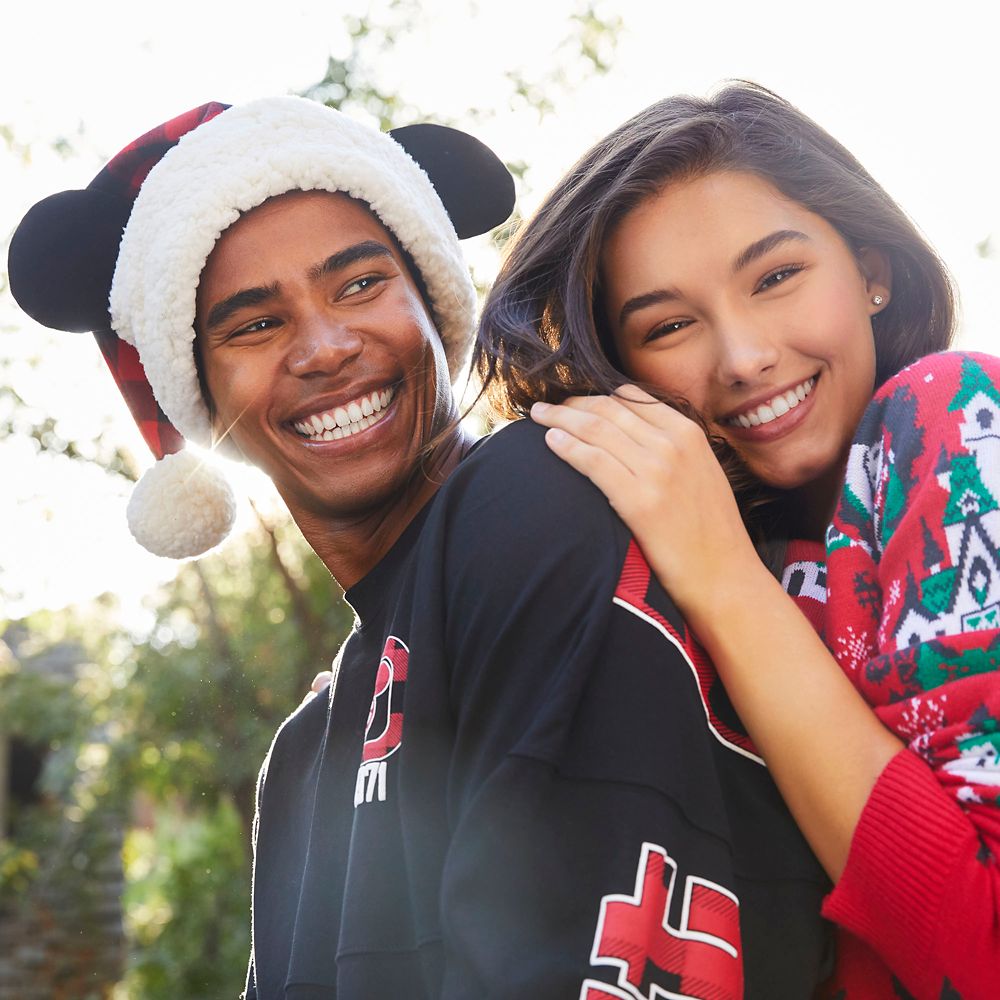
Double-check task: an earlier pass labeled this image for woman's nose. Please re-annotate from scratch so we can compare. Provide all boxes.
[715,319,780,387]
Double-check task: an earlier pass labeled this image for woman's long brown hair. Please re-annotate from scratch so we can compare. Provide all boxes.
[473,81,956,571]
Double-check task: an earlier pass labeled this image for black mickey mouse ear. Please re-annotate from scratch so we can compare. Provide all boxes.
[8,187,132,333]
[390,123,515,239]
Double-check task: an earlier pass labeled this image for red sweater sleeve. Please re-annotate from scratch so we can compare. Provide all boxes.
[822,747,1000,999]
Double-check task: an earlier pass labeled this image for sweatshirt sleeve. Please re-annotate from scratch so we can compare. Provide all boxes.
[823,747,1000,1000]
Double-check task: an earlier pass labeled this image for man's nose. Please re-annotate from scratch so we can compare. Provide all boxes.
[287,313,364,377]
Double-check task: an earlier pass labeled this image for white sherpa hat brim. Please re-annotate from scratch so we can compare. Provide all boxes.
[110,95,477,450]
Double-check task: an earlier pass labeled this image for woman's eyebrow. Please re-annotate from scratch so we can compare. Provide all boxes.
[731,229,810,274]
[618,287,682,327]
[617,230,812,328]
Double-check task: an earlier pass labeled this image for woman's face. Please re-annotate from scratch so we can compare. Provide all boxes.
[600,170,890,502]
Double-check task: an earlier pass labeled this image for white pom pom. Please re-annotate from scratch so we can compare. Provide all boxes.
[127,450,236,558]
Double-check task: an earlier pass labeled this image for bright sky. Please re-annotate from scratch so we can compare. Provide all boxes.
[2,0,999,621]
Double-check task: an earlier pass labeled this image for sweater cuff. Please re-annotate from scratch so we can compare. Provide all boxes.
[822,748,973,966]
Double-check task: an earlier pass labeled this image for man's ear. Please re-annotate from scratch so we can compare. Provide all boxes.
[858,246,892,314]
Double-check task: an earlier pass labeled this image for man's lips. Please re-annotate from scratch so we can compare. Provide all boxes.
[291,385,396,441]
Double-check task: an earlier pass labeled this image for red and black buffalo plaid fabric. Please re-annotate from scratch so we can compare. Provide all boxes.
[89,101,229,459]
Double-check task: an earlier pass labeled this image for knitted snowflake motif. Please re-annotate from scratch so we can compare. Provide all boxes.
[833,626,872,675]
[896,693,947,749]
[879,577,903,649]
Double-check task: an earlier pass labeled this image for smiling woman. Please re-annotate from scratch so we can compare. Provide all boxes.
[476,81,1000,999]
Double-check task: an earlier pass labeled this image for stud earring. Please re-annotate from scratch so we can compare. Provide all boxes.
[872,294,884,306]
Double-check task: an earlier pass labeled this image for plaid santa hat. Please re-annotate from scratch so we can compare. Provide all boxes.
[8,96,514,558]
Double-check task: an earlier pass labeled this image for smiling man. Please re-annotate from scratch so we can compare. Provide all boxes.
[10,97,831,999]
[194,189,466,587]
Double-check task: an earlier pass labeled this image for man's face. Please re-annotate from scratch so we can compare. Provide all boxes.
[195,190,455,526]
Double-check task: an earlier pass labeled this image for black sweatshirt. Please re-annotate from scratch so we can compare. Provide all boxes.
[243,419,831,999]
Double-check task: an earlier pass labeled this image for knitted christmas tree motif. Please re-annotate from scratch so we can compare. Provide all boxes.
[947,353,1000,414]
[914,637,997,692]
[881,463,908,549]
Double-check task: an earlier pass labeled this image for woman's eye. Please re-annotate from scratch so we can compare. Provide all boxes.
[756,264,803,293]
[644,319,691,344]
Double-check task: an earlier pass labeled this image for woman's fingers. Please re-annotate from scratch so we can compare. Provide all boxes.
[531,391,707,480]
[532,399,640,477]
[533,389,695,446]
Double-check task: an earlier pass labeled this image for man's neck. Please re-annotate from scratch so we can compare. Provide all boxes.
[292,425,475,591]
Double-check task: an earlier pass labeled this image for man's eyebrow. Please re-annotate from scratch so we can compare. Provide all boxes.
[205,283,280,331]
[203,241,397,332]
[731,229,810,274]
[307,240,395,281]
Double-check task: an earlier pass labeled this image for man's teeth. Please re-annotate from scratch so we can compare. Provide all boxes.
[294,388,394,440]
[730,378,815,428]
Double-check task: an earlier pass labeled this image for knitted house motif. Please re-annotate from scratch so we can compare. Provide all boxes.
[893,570,942,648]
[953,357,1000,488]
[897,359,1000,647]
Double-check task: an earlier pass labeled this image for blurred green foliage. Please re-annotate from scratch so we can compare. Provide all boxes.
[115,802,249,999]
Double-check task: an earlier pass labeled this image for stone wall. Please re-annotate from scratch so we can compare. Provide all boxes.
[0,824,124,1000]
[1,628,126,998]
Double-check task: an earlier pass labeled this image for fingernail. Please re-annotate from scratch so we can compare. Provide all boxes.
[531,402,549,417]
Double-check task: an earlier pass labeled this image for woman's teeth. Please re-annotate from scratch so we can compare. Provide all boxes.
[294,387,395,441]
[729,377,815,428]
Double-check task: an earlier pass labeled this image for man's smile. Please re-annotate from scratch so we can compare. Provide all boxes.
[292,385,397,441]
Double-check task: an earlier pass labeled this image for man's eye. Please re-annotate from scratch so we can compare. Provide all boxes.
[644,319,691,344]
[233,318,277,337]
[756,265,803,293]
[342,274,384,297]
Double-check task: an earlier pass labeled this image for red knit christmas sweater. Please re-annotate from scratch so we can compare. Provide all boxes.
[784,352,1000,1000]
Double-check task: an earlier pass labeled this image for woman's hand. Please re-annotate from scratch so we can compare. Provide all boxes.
[530,386,763,624]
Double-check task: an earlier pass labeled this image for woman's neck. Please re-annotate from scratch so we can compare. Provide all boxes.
[789,460,848,542]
